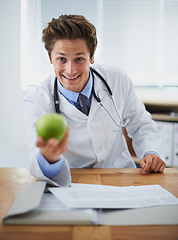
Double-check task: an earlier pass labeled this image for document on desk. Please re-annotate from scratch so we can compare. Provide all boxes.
[49,183,178,209]
[3,182,178,225]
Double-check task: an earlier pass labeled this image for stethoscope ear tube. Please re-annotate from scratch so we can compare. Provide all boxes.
[54,77,60,114]
[90,68,113,96]
[91,69,101,102]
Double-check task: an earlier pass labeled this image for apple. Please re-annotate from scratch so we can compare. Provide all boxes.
[36,113,67,142]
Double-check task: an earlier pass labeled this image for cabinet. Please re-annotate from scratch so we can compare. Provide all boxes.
[124,88,178,167]
[144,101,178,167]
[155,121,178,166]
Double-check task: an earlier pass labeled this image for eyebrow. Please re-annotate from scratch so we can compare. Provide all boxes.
[55,52,86,56]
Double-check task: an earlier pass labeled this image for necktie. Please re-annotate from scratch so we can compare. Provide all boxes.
[78,93,89,115]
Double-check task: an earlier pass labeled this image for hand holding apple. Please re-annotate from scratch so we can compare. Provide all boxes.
[35,114,69,163]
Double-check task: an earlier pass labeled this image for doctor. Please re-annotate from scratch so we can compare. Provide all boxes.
[24,14,166,186]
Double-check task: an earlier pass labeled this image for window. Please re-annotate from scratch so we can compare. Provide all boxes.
[21,0,178,91]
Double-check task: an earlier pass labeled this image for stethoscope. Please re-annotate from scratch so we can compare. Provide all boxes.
[54,67,129,127]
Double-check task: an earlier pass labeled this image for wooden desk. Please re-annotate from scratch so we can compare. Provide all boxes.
[0,168,178,240]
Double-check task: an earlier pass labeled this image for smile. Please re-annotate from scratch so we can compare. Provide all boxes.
[62,74,80,80]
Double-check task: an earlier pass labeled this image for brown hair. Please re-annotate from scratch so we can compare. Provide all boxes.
[42,14,97,60]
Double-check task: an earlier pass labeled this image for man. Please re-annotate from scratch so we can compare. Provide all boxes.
[24,14,166,186]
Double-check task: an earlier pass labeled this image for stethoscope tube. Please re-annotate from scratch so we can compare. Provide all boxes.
[53,68,129,127]
[54,76,60,114]
[90,68,129,127]
[90,68,112,99]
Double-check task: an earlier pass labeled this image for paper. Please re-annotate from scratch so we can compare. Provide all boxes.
[49,184,178,209]
[36,192,69,211]
[35,192,99,225]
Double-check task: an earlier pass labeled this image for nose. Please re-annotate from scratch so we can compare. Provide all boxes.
[65,61,75,75]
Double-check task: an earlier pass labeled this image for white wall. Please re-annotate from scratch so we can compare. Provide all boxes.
[0,0,28,167]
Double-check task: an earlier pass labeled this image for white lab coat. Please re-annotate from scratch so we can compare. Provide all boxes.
[23,64,161,186]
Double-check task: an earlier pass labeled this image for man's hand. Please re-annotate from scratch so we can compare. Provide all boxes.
[36,127,69,164]
[139,153,166,174]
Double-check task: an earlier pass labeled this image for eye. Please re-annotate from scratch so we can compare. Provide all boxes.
[57,57,67,63]
[75,57,84,63]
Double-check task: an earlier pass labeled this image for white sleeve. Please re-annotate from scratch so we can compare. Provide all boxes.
[23,86,71,187]
[121,74,161,160]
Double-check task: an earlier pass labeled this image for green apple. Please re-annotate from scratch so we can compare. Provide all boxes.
[36,113,67,142]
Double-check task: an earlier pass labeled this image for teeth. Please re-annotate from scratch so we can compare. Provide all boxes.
[68,77,77,80]
[63,75,79,80]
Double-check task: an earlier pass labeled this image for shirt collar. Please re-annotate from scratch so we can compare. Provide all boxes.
[58,70,93,102]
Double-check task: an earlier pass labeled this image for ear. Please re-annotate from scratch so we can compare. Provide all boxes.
[90,55,94,64]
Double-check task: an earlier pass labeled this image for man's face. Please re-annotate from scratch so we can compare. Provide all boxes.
[50,39,94,92]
